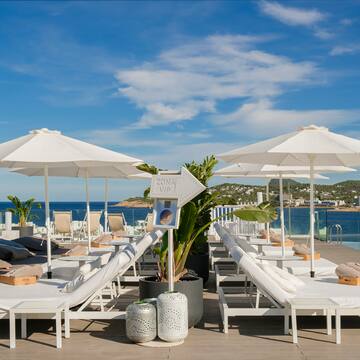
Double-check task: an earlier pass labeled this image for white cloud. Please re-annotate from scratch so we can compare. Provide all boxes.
[330,45,360,56]
[211,98,360,136]
[259,1,326,27]
[115,34,317,127]
[340,18,354,26]
[313,29,334,40]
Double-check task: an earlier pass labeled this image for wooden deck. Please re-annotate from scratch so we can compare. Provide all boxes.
[1,239,360,359]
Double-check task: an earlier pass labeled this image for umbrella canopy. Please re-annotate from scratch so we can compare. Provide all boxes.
[215,164,355,177]
[0,128,141,168]
[0,128,143,278]
[217,125,360,277]
[218,125,360,167]
[11,164,150,178]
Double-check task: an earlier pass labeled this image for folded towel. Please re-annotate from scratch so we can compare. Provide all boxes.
[0,259,11,269]
[336,263,360,278]
[92,234,114,244]
[259,229,268,239]
[65,244,88,257]
[293,244,311,255]
[112,230,129,238]
[346,262,360,273]
[6,264,43,279]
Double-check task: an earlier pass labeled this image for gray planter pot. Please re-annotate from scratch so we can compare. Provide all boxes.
[139,276,203,328]
[12,226,34,238]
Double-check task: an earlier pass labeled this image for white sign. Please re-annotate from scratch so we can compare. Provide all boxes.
[150,167,206,208]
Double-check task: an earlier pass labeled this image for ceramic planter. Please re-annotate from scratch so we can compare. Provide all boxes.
[126,301,156,343]
[157,292,188,342]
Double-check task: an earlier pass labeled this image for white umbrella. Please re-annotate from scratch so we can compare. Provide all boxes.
[0,128,142,278]
[218,125,360,277]
[215,164,331,256]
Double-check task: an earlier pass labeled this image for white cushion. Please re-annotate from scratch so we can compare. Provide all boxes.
[259,262,297,294]
[271,264,305,289]
[62,267,99,293]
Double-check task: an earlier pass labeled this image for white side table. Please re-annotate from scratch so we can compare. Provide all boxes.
[9,301,66,349]
[287,298,341,344]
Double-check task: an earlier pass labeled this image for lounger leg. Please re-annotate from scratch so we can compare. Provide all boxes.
[326,311,332,335]
[284,312,289,335]
[64,308,70,339]
[255,290,260,308]
[56,311,62,349]
[291,307,298,344]
[9,310,16,349]
[21,315,27,339]
[335,310,341,344]
[223,312,228,334]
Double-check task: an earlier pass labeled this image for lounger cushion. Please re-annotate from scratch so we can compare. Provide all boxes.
[0,246,12,260]
[13,236,59,252]
[0,243,34,260]
[62,267,99,293]
[259,262,297,293]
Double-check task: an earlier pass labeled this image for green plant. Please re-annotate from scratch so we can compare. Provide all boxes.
[7,195,41,227]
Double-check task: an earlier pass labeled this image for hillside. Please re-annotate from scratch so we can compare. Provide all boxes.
[210,180,360,206]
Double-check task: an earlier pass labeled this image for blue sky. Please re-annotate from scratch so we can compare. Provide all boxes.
[0,0,360,201]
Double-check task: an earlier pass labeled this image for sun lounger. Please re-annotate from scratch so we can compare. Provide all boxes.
[215,224,360,343]
[107,213,127,233]
[0,229,164,347]
[52,211,73,242]
[233,234,336,276]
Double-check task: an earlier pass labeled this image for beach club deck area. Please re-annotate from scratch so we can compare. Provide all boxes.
[1,238,360,360]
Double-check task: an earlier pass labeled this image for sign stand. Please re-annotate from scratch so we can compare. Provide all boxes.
[168,229,174,292]
[150,168,206,292]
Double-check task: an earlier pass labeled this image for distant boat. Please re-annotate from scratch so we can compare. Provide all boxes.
[112,199,153,208]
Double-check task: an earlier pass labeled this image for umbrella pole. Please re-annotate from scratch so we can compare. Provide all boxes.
[44,165,52,279]
[85,171,91,250]
[104,178,108,233]
[266,180,271,243]
[279,174,285,257]
[309,157,315,277]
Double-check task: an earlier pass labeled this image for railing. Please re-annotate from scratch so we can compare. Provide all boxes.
[210,203,263,236]
[327,224,343,244]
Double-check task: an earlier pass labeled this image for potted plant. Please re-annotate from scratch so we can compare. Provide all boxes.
[137,158,278,327]
[7,195,41,237]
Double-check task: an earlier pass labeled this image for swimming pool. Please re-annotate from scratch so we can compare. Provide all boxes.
[342,242,360,251]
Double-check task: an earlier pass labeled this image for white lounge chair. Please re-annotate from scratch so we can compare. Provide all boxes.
[0,229,164,348]
[107,212,127,233]
[52,211,73,242]
[79,210,103,240]
[215,224,360,343]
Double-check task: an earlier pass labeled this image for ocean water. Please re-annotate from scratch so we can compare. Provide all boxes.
[0,202,152,227]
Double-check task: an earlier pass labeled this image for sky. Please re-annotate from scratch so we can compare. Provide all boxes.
[0,0,360,201]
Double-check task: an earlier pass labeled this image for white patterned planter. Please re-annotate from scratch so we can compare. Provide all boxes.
[126,301,157,343]
[157,292,188,342]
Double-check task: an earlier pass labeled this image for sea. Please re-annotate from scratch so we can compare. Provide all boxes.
[0,202,152,227]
